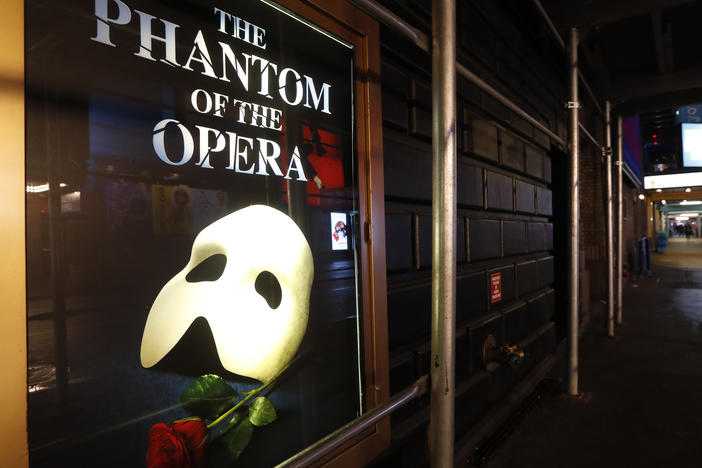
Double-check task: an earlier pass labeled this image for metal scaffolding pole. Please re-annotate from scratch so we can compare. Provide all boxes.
[429,0,456,465]
[605,101,615,337]
[567,27,580,396]
[616,116,624,325]
[530,0,602,116]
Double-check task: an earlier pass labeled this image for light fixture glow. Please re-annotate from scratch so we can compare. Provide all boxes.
[675,216,690,221]
[26,184,49,193]
[662,200,667,204]
[26,182,67,193]
[686,187,692,192]
[638,194,645,200]
[644,172,702,189]
[680,200,702,205]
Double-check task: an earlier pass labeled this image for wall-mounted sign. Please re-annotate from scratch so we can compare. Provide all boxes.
[26,0,365,466]
[491,272,502,303]
[330,212,348,250]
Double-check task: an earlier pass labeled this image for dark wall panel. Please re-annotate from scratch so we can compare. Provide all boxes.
[543,154,552,183]
[386,214,413,271]
[470,219,501,260]
[504,302,528,343]
[517,260,538,297]
[458,163,484,207]
[473,120,499,161]
[537,186,553,216]
[410,79,431,106]
[538,256,555,288]
[457,271,487,324]
[503,221,526,256]
[501,130,524,171]
[456,329,470,380]
[410,107,431,139]
[418,215,431,268]
[381,61,408,131]
[525,143,544,179]
[384,137,431,200]
[487,171,513,211]
[526,289,555,333]
[457,217,467,262]
[528,222,545,252]
[389,352,415,395]
[387,284,431,349]
[515,180,535,214]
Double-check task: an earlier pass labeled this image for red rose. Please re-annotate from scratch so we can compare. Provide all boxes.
[146,418,208,468]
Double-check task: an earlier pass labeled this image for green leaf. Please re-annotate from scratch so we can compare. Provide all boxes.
[214,417,254,462]
[248,396,277,427]
[180,374,237,419]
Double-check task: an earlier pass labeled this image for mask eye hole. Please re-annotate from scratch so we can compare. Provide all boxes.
[255,271,282,309]
[186,254,227,283]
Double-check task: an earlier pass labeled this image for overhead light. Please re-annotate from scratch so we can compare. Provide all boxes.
[677,213,699,217]
[26,182,67,193]
[680,200,702,205]
[638,194,645,200]
[686,188,692,192]
[656,189,662,192]
[662,200,667,204]
[26,183,49,193]
[675,216,690,221]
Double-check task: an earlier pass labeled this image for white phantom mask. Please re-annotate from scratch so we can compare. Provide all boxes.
[140,205,314,383]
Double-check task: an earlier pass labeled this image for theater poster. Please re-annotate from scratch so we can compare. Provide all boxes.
[25,0,369,466]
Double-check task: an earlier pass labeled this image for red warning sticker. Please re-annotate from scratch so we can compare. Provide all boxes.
[490,272,502,303]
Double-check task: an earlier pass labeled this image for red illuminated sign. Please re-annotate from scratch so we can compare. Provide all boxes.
[490,273,502,303]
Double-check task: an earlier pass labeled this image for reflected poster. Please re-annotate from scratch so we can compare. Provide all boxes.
[25,0,360,466]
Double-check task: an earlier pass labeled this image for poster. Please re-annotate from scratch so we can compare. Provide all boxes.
[330,212,348,250]
[25,0,360,466]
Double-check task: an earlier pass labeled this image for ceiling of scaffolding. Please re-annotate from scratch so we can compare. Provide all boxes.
[542,0,702,115]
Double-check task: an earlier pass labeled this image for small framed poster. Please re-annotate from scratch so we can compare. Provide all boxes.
[330,212,349,250]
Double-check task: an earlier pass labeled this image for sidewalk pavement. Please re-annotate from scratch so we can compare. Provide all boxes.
[484,238,702,468]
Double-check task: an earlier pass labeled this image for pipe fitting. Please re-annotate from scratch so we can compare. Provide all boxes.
[482,334,525,371]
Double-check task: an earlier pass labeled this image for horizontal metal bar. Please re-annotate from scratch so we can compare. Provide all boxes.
[578,70,603,115]
[457,63,566,146]
[350,0,430,51]
[578,121,601,147]
[354,0,565,147]
[275,376,428,468]
[531,0,565,50]
[531,0,603,115]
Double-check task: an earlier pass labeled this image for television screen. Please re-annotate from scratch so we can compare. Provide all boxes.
[682,123,702,167]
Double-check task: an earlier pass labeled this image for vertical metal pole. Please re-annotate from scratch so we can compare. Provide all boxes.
[429,0,456,465]
[604,101,615,337]
[616,116,624,324]
[567,27,580,396]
